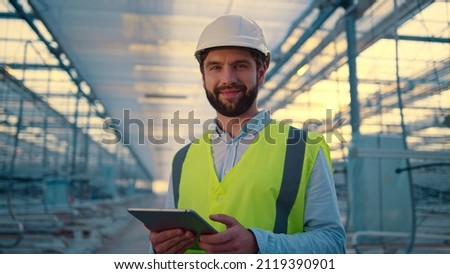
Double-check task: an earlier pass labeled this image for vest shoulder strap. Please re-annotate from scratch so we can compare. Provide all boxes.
[274,126,308,233]
[172,143,191,206]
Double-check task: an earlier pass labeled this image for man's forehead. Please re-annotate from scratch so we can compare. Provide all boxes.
[204,47,254,61]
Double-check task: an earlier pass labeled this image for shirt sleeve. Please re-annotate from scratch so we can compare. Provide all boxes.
[250,148,347,253]
[164,174,176,209]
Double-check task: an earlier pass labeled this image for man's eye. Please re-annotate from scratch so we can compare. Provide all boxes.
[236,63,248,69]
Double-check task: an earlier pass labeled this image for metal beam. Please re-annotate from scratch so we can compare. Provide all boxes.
[266,0,435,112]
[23,0,154,181]
[0,11,20,19]
[350,147,449,160]
[271,0,326,59]
[264,0,342,83]
[1,67,76,129]
[6,63,61,70]
[260,2,341,105]
[345,0,360,136]
[260,0,375,107]
[8,0,98,110]
[359,59,449,118]
[384,34,450,44]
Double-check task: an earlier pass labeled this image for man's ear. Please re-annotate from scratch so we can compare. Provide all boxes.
[257,64,268,86]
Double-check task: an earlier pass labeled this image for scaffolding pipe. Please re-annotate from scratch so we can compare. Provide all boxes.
[71,92,81,176]
[393,0,416,254]
[9,107,22,173]
[9,40,32,176]
[343,0,360,137]
[42,68,51,171]
[83,106,92,173]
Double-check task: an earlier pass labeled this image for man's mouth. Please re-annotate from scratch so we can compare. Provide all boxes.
[219,88,241,98]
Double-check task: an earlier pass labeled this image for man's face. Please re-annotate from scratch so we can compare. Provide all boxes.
[202,48,266,117]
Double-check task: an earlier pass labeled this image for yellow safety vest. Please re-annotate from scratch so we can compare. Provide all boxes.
[171,120,331,252]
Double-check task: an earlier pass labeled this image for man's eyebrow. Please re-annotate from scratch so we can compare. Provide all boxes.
[231,59,252,65]
[205,60,222,67]
[205,59,252,66]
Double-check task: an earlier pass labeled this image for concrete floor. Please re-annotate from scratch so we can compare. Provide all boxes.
[96,215,151,254]
[95,193,165,254]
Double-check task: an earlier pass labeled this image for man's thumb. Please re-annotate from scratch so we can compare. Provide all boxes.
[209,213,238,229]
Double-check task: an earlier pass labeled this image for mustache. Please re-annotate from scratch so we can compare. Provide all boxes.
[214,84,247,94]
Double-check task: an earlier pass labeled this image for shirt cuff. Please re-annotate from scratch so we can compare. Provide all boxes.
[249,227,275,254]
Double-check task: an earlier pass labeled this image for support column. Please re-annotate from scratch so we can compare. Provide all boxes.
[343,0,360,137]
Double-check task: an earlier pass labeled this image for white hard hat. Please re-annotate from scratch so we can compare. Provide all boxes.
[195,15,270,67]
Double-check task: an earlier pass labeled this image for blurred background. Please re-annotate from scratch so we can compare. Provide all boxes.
[0,0,448,253]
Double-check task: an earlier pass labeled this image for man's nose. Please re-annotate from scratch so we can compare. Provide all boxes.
[220,66,237,85]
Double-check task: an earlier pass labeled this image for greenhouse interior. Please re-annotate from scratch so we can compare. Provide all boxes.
[0,0,448,253]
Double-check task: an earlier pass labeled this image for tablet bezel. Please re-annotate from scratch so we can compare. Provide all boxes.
[127,208,218,236]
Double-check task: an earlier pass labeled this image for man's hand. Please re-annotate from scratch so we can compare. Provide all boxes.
[198,214,259,254]
[148,228,196,254]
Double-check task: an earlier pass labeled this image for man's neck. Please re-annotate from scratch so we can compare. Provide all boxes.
[216,107,259,138]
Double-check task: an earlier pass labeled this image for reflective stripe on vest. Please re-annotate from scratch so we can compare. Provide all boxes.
[274,127,307,233]
[172,143,191,206]
[171,125,307,234]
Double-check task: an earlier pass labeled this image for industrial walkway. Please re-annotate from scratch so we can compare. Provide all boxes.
[95,193,165,254]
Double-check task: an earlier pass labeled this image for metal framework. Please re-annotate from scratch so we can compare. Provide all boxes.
[0,0,448,254]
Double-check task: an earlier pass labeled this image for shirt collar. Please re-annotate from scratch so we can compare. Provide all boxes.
[211,109,271,144]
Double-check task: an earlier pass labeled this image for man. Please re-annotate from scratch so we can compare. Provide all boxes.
[149,15,346,254]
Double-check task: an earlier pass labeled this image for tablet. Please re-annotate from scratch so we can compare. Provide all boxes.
[127,208,218,236]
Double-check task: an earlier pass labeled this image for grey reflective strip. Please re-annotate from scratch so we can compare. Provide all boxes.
[274,127,307,234]
[172,143,191,207]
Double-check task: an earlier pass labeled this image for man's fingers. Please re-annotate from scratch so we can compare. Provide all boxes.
[150,229,183,245]
[151,229,196,253]
[164,232,197,254]
[209,214,239,229]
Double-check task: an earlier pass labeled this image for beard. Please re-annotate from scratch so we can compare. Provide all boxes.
[204,83,258,117]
